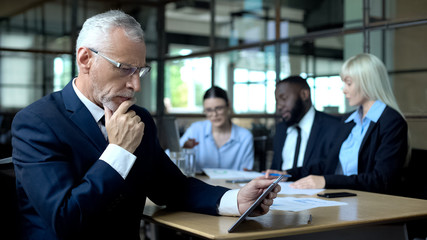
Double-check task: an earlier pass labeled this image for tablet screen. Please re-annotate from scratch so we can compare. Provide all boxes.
[228,174,285,233]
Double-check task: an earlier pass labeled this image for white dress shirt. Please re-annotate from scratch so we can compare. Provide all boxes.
[282,106,315,170]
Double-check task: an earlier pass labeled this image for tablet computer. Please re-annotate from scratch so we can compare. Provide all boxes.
[228,174,286,233]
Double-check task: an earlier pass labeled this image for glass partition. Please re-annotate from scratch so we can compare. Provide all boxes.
[371,0,427,23]
[214,46,276,114]
[165,1,211,57]
[53,54,73,91]
[164,56,212,113]
[0,52,48,109]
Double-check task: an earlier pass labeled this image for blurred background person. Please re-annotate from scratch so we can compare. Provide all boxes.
[268,76,339,174]
[180,86,254,172]
[267,53,408,194]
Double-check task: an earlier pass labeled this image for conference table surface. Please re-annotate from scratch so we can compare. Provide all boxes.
[142,176,427,240]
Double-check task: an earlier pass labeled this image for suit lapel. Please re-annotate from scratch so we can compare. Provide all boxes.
[358,107,386,158]
[279,123,288,152]
[62,81,108,152]
[304,111,319,164]
[359,121,376,157]
[278,122,288,167]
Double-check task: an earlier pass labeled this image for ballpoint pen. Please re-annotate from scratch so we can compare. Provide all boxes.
[269,173,292,177]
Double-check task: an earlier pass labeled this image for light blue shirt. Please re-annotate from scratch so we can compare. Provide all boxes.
[338,100,386,176]
[180,120,254,172]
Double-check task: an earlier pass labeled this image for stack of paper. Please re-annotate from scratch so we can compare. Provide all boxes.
[278,182,324,195]
[203,168,263,179]
[270,197,347,212]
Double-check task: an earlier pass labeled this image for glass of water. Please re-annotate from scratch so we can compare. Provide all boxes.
[182,148,196,177]
[169,151,186,175]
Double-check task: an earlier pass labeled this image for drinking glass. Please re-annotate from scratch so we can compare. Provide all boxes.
[169,151,186,174]
[182,148,196,177]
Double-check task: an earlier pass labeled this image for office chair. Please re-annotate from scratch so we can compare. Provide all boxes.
[0,157,18,240]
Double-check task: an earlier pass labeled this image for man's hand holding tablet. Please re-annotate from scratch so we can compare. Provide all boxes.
[237,176,281,216]
[229,174,286,232]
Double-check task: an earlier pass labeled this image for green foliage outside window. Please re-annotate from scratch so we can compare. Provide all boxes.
[166,62,188,108]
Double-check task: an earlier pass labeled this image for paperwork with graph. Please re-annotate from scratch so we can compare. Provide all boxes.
[238,181,324,196]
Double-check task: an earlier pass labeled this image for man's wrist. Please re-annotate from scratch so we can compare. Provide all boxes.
[99,144,137,179]
[218,189,240,216]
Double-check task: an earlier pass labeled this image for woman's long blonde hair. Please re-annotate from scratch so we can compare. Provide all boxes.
[340,53,404,118]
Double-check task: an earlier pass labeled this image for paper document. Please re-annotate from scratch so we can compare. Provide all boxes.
[278,182,324,195]
[203,168,263,179]
[270,197,347,212]
[238,181,324,196]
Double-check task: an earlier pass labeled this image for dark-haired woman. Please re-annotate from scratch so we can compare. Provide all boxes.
[180,86,254,172]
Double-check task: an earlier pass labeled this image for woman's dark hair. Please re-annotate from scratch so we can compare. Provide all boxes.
[203,86,229,106]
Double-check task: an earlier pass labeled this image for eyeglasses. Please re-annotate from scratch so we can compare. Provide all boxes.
[89,48,151,78]
[204,105,227,115]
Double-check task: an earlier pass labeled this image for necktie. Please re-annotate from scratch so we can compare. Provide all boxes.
[99,115,105,126]
[292,126,301,169]
[99,116,108,140]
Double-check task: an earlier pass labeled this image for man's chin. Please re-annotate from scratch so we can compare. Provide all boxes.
[282,116,291,123]
[283,118,297,126]
[103,102,119,112]
[103,97,135,112]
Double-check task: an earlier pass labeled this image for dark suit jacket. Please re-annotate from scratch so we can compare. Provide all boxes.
[270,110,340,180]
[289,106,408,194]
[11,81,229,240]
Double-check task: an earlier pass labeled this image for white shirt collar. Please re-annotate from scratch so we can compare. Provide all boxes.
[72,78,104,123]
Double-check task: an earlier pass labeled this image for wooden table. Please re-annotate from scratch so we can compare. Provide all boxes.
[142,177,427,240]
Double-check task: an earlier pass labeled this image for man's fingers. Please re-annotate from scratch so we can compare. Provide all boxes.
[114,99,134,115]
[263,197,274,206]
[271,186,280,196]
[104,106,113,124]
[133,114,141,123]
[251,203,270,216]
[251,178,276,189]
[274,185,281,193]
[128,110,136,118]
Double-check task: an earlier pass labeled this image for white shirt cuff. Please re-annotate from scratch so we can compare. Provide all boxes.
[218,189,240,216]
[99,144,136,179]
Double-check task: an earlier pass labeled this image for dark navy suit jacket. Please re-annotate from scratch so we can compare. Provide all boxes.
[12,81,228,240]
[289,106,408,194]
[270,110,340,180]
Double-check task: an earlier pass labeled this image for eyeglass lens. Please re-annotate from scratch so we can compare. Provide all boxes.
[205,106,226,114]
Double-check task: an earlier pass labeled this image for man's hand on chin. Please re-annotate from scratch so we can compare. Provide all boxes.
[104,100,145,153]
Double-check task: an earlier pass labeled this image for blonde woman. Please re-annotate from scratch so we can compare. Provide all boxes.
[267,53,408,194]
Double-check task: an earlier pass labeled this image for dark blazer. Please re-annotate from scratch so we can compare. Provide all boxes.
[270,110,340,179]
[11,81,229,240]
[289,106,408,194]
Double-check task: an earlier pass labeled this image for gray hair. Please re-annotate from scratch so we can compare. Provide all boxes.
[340,53,403,117]
[76,10,145,55]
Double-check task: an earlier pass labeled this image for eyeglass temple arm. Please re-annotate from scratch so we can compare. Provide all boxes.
[89,48,122,68]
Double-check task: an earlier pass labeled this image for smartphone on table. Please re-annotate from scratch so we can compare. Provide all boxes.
[317,192,357,198]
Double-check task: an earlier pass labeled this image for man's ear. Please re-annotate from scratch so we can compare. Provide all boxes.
[300,88,310,101]
[76,47,93,74]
